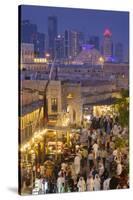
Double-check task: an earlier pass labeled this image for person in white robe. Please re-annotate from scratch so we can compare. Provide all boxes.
[103,178,111,190]
[116,161,122,176]
[92,142,99,159]
[86,175,94,191]
[77,177,86,192]
[112,124,119,136]
[94,174,101,191]
[74,154,81,175]
[57,175,65,193]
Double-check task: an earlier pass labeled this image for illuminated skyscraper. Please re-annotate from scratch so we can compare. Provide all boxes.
[64,30,70,58]
[54,35,64,59]
[64,30,81,58]
[103,28,113,61]
[71,31,81,57]
[48,16,58,58]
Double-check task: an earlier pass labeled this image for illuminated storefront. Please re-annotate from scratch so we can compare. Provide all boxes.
[83,97,117,118]
[93,105,113,116]
[20,101,44,144]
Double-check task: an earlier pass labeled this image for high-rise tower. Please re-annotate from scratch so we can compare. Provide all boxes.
[48,16,58,58]
[103,28,113,61]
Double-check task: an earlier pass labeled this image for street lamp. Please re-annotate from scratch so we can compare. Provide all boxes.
[99,56,105,80]
[45,53,50,63]
[45,53,50,57]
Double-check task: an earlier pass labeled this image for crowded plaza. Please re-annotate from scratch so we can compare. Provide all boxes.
[20,113,129,195]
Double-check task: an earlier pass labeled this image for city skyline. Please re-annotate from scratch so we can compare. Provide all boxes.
[20,5,129,59]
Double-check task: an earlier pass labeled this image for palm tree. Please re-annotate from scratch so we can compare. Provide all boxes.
[113,89,129,127]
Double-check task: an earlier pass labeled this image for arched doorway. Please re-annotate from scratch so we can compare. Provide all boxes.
[67,105,76,124]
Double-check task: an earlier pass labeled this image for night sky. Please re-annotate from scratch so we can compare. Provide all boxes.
[20,5,129,58]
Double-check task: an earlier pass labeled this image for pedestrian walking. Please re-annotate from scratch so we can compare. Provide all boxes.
[92,141,99,159]
[77,177,86,192]
[57,174,65,193]
[94,174,101,191]
[116,161,122,176]
[103,177,111,190]
[86,175,94,191]
[74,154,81,175]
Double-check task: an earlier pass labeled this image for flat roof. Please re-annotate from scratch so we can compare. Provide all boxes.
[20,100,43,117]
[81,80,113,87]
[83,97,117,106]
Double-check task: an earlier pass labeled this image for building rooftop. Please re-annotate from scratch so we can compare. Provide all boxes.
[83,97,117,106]
[103,28,112,37]
[20,100,43,116]
[57,63,101,68]
[81,80,113,87]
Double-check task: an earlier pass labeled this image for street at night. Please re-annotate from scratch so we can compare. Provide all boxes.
[19,5,129,195]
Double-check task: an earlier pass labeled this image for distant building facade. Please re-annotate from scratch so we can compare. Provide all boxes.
[21,20,45,58]
[48,16,58,58]
[103,29,113,61]
[34,32,45,58]
[21,20,37,43]
[115,42,123,63]
[54,35,64,59]
[64,30,81,59]
[20,43,48,72]
[89,36,100,50]
[21,43,34,66]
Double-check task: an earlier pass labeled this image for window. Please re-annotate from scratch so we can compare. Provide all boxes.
[51,98,58,113]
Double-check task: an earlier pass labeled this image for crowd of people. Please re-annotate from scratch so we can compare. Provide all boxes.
[21,114,129,194]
